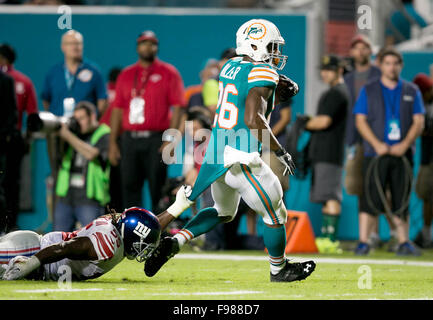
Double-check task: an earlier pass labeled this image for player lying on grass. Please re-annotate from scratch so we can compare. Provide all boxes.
[145,19,316,283]
[0,207,160,281]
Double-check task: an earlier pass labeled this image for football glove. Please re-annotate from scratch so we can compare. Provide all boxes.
[2,255,41,280]
[276,74,299,102]
[167,185,194,218]
[275,147,296,176]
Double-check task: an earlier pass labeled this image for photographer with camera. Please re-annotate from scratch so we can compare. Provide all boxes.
[53,101,111,232]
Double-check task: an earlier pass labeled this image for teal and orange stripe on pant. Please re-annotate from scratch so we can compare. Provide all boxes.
[240,164,280,225]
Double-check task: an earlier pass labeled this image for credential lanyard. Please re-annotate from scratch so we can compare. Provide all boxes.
[383,80,401,119]
[132,65,153,98]
[65,67,75,92]
[64,63,82,93]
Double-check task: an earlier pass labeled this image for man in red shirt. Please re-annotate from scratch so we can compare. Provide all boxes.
[108,31,185,212]
[0,44,38,232]
[0,44,37,130]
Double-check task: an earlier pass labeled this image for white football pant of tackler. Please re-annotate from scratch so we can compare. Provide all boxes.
[0,230,42,276]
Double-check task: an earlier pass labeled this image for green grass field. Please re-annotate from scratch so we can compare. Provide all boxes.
[1,244,433,301]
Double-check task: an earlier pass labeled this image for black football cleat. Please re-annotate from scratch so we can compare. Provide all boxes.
[144,236,180,277]
[270,260,316,282]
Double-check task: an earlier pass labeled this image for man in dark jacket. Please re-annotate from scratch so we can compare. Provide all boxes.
[354,47,425,256]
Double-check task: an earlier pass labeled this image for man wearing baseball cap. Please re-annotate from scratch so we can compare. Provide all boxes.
[305,54,350,253]
[343,34,383,254]
[108,30,185,212]
[136,30,159,44]
[345,34,381,147]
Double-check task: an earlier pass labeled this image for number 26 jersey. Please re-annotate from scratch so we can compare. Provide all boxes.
[189,57,279,201]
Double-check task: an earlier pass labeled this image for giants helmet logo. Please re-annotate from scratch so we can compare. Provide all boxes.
[133,222,151,239]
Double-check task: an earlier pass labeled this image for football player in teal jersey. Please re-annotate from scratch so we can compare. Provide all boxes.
[145,19,316,282]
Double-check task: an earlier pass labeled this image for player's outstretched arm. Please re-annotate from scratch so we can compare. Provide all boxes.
[2,237,98,280]
[156,185,194,230]
[35,237,99,263]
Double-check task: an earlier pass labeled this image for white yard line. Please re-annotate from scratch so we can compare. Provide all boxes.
[175,253,433,267]
[15,288,104,293]
[14,288,127,293]
[150,290,263,296]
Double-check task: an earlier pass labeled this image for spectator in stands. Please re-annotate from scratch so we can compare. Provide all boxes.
[54,101,111,232]
[0,71,18,234]
[305,54,349,254]
[41,30,108,196]
[354,47,425,256]
[0,44,38,232]
[108,30,185,212]
[413,73,433,249]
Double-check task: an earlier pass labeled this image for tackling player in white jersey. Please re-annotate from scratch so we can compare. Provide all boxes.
[0,207,160,281]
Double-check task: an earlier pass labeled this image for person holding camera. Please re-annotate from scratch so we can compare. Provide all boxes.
[53,101,111,232]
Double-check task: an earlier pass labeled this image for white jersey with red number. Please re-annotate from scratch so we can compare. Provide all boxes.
[40,217,124,281]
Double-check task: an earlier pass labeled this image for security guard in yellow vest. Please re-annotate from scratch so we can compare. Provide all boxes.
[54,101,110,232]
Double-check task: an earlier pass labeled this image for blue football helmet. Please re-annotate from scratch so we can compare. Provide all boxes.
[118,207,161,262]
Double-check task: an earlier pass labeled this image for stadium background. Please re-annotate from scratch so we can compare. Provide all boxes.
[0,2,432,241]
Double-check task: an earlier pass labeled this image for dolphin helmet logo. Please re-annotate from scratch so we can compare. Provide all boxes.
[245,22,267,40]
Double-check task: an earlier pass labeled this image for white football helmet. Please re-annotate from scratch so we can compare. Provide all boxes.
[236,19,287,70]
